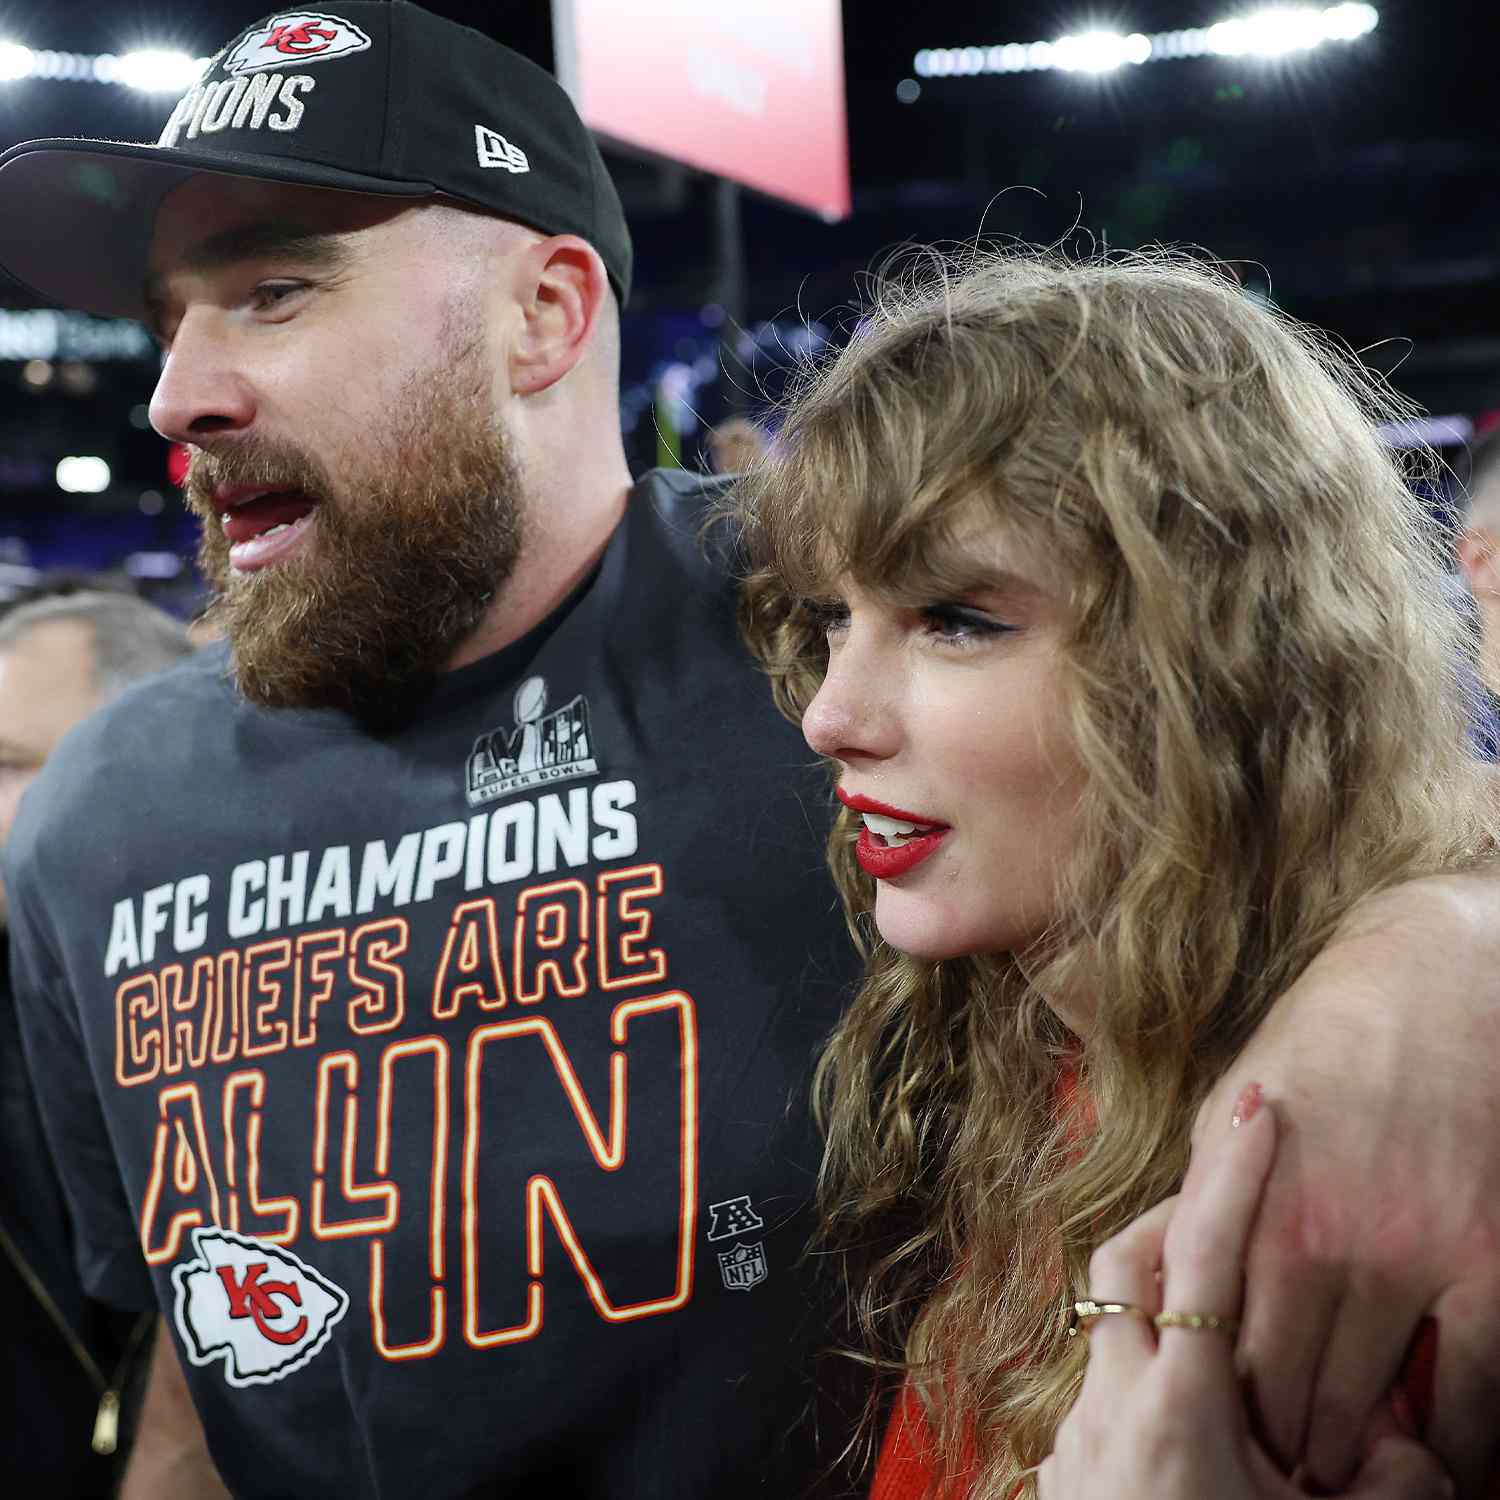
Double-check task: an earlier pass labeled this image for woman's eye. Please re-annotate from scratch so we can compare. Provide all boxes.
[920,604,1012,643]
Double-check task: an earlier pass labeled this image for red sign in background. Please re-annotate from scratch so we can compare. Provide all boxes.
[553,0,851,221]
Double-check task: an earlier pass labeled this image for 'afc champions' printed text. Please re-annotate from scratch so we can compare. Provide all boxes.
[98,778,715,1368]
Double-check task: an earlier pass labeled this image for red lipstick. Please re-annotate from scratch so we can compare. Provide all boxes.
[837,788,950,880]
[836,788,945,823]
[854,826,947,879]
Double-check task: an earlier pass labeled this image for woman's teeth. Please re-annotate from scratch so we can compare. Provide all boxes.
[862,811,936,847]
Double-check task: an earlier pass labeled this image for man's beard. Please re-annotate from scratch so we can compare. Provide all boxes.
[186,340,523,726]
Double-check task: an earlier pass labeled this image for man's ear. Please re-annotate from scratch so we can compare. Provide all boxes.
[1458,526,1500,595]
[509,235,609,396]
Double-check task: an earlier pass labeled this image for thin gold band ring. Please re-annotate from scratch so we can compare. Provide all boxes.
[1153,1311,1239,1335]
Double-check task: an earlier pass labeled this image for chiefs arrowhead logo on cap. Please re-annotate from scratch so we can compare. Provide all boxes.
[223,12,373,75]
[172,1226,350,1387]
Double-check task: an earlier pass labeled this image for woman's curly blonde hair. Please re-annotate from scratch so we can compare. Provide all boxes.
[733,246,1497,1497]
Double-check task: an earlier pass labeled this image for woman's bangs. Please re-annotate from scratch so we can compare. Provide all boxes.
[761,383,1007,605]
[756,393,914,598]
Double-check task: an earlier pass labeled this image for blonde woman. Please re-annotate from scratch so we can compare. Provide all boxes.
[736,249,1498,1497]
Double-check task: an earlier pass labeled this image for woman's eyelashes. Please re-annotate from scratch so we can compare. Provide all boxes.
[918,603,1015,646]
[802,598,851,637]
[801,597,1014,647]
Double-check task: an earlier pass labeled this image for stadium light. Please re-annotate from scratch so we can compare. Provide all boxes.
[1208,8,1325,57]
[56,456,111,495]
[0,40,34,81]
[115,50,204,92]
[914,4,1378,78]
[1053,31,1154,73]
[1322,2,1379,39]
[0,39,209,89]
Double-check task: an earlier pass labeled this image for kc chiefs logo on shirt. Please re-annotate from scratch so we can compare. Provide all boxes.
[172,1226,349,1387]
[223,12,373,74]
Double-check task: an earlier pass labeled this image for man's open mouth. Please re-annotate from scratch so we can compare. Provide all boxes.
[220,488,319,545]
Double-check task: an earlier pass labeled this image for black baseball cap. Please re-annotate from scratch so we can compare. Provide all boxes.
[0,1,632,317]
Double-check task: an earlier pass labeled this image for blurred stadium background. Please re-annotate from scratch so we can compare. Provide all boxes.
[1,0,1497,613]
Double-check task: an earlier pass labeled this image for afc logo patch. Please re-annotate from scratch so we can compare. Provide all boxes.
[717,1242,768,1292]
[705,1194,765,1242]
[172,1227,349,1387]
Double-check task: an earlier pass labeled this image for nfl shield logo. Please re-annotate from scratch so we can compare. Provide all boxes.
[717,1241,768,1292]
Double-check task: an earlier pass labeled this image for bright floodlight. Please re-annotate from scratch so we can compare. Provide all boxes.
[56,456,111,495]
[117,49,201,92]
[1054,30,1153,73]
[1210,6,1328,57]
[0,40,34,81]
[1321,2,1379,39]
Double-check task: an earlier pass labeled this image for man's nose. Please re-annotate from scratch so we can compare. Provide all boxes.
[148,313,257,445]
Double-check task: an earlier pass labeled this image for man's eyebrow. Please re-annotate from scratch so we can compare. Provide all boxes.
[142,221,352,328]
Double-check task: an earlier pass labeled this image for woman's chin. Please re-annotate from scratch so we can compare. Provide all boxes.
[873,905,978,962]
[872,895,1044,963]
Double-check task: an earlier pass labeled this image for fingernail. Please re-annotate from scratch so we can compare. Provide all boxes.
[1231,1082,1263,1128]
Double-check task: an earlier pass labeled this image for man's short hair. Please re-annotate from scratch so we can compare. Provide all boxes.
[0,591,192,700]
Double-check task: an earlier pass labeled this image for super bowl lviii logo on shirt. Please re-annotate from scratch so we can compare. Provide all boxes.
[467,676,600,807]
[172,1227,349,1387]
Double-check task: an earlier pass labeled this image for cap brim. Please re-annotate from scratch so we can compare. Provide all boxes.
[0,138,439,322]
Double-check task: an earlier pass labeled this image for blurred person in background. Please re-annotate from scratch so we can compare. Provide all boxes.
[707,414,770,476]
[4,6,1500,1498]
[0,590,191,1495]
[0,569,139,614]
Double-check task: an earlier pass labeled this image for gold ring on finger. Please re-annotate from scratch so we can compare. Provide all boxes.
[1065,1299,1154,1338]
[1152,1310,1239,1335]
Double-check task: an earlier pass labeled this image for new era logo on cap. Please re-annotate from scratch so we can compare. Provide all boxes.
[475,125,530,174]
[224,12,373,74]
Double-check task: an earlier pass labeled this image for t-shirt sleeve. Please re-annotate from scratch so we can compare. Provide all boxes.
[7,875,156,1312]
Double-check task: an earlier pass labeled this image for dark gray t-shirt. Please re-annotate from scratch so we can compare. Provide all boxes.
[7,470,859,1498]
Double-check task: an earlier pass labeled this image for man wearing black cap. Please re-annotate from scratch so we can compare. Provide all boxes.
[0,5,860,1495]
[8,5,1500,1498]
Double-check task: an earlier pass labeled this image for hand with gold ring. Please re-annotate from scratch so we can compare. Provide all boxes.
[1036,1091,1452,1500]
